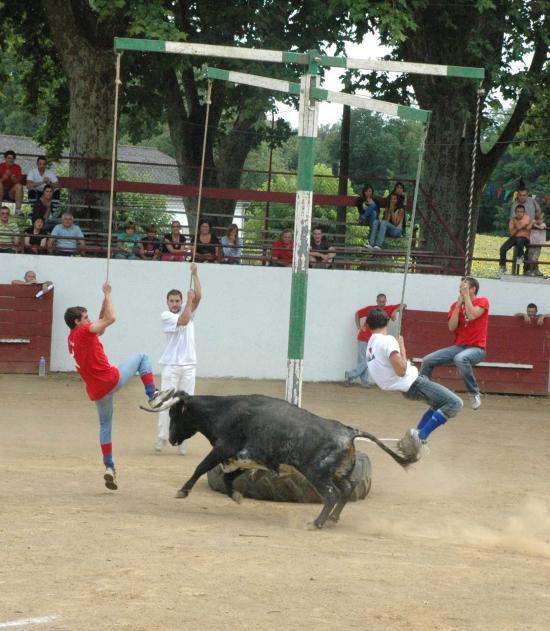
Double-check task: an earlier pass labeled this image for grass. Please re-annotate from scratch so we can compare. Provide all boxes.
[471,234,550,278]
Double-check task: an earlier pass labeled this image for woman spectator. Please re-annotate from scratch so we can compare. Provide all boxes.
[220,224,242,264]
[356,185,379,233]
[194,220,221,263]
[272,228,294,267]
[24,217,49,254]
[162,220,190,262]
[139,223,163,260]
[367,192,405,250]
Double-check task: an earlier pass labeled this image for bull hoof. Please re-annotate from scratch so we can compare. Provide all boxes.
[306,520,324,531]
[175,488,189,499]
[231,491,243,504]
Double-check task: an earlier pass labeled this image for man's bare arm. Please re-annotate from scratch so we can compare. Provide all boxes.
[177,290,195,326]
[389,336,408,377]
[90,282,116,335]
[190,263,202,310]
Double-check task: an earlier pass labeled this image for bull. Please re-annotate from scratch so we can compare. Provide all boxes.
[146,391,412,529]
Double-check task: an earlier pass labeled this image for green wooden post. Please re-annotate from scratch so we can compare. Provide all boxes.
[285,50,320,406]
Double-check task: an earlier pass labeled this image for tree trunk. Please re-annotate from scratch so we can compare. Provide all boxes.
[42,0,116,230]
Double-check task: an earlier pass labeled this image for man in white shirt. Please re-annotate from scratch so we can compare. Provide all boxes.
[366,309,463,461]
[155,263,202,454]
[26,155,61,210]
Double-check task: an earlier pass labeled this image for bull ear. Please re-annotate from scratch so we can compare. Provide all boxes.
[173,390,191,407]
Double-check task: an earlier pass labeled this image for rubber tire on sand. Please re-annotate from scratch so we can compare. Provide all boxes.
[206,452,372,503]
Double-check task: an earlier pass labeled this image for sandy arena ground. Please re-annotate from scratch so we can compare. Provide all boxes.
[1,374,550,630]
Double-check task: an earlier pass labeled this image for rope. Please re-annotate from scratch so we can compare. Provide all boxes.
[396,122,429,338]
[105,52,122,281]
[190,80,213,287]
[465,84,484,276]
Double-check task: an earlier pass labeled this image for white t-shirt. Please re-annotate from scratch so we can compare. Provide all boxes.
[366,333,418,392]
[26,167,59,190]
[159,310,196,365]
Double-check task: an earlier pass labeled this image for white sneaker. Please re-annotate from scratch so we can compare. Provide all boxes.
[104,467,118,490]
[363,243,373,251]
[469,393,481,410]
[178,441,187,456]
[373,245,381,250]
[148,387,175,410]
[516,256,524,266]
[498,266,506,276]
[154,437,167,452]
[397,428,423,462]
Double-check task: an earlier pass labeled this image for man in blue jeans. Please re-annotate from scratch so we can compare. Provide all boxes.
[366,309,463,461]
[420,276,489,410]
[65,282,174,490]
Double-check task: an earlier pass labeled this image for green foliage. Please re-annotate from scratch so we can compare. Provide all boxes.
[114,164,169,230]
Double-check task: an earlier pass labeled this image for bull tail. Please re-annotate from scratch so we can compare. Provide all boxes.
[353,430,411,468]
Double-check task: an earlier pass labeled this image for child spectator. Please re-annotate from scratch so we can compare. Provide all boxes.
[139,223,163,260]
[194,220,221,263]
[162,220,190,262]
[309,226,336,268]
[24,217,49,254]
[114,221,141,259]
[526,208,546,277]
[499,204,531,275]
[272,228,294,267]
[220,223,242,264]
[0,150,23,215]
[0,206,20,252]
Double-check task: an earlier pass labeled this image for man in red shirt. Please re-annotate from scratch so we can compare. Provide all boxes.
[345,293,405,385]
[0,150,23,215]
[271,228,294,267]
[420,276,489,410]
[65,281,174,490]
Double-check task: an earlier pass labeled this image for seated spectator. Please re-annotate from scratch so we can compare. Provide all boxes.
[526,207,546,277]
[12,270,53,295]
[31,184,57,229]
[114,221,141,259]
[499,204,531,276]
[514,303,549,326]
[194,220,221,263]
[24,217,49,254]
[309,226,336,269]
[272,228,294,267]
[26,156,60,210]
[356,185,379,232]
[139,223,163,260]
[47,213,85,256]
[392,182,407,209]
[220,223,242,264]
[0,206,20,253]
[366,192,405,250]
[162,220,191,261]
[0,150,23,215]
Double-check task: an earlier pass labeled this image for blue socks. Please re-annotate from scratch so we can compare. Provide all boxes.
[418,409,448,441]
[416,407,434,432]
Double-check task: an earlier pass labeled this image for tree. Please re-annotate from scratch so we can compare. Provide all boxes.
[347,0,550,260]
[1,0,357,230]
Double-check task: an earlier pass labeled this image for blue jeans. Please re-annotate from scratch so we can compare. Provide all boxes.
[370,220,403,247]
[420,345,486,395]
[346,341,369,384]
[360,204,378,230]
[95,353,153,446]
[403,375,463,418]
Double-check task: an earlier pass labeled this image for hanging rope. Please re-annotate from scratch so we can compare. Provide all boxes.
[190,80,213,287]
[396,123,429,338]
[464,83,484,276]
[105,52,122,282]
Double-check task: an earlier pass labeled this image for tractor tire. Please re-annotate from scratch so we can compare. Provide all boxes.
[206,452,372,503]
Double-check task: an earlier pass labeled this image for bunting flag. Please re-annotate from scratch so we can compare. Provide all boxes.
[484,185,548,204]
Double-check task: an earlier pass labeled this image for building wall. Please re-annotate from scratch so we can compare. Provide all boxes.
[3,254,549,380]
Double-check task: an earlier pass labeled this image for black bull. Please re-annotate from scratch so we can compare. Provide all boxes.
[149,392,412,529]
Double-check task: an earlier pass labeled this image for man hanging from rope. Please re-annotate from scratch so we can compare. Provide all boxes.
[65,281,175,491]
[366,309,463,461]
[419,276,489,410]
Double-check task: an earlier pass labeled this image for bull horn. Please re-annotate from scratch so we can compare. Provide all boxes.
[138,397,178,413]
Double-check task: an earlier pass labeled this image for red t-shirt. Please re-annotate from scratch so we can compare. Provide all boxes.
[0,162,23,185]
[272,240,293,263]
[356,304,400,342]
[68,322,119,401]
[448,297,490,349]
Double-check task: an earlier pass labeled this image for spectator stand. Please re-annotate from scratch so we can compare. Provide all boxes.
[402,309,550,395]
[0,283,53,373]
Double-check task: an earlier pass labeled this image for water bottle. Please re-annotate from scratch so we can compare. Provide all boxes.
[39,356,46,377]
